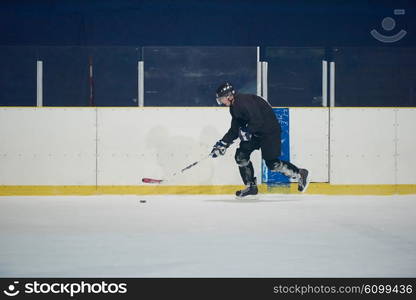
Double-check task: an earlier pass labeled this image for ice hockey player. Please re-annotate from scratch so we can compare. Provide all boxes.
[210,82,309,198]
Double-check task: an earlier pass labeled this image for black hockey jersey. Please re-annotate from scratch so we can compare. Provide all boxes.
[221,93,281,144]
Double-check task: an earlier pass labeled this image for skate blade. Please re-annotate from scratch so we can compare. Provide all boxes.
[235,194,259,200]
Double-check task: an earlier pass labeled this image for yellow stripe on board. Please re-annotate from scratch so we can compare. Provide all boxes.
[0,184,415,196]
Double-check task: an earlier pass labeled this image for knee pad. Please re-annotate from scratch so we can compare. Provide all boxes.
[235,151,250,167]
[265,159,281,170]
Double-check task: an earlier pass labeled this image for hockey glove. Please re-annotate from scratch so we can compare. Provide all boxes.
[210,140,230,158]
[238,126,252,142]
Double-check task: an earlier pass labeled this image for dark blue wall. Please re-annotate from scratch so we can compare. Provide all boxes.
[1,0,415,47]
[1,0,415,107]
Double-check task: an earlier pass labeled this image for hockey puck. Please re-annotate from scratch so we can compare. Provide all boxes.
[139,200,147,203]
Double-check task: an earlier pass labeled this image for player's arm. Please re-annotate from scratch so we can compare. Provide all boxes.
[221,117,239,144]
[210,118,239,158]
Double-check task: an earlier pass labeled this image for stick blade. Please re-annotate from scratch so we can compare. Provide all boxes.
[142,178,164,184]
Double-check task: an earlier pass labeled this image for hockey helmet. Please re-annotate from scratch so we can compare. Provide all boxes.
[216,82,236,105]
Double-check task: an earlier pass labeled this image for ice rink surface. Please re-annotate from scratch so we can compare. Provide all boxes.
[1,193,415,277]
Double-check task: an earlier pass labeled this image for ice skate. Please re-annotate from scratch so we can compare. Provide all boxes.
[298,169,309,192]
[236,182,258,199]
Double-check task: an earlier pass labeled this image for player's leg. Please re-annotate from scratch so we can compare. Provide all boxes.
[234,140,259,197]
[261,134,309,192]
[265,159,299,179]
[265,159,309,192]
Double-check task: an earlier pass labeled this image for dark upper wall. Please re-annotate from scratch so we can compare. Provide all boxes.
[0,0,415,47]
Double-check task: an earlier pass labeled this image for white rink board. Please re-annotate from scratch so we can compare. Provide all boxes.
[330,108,395,184]
[289,108,328,182]
[0,108,96,185]
[97,108,262,185]
[0,107,414,187]
[397,109,416,184]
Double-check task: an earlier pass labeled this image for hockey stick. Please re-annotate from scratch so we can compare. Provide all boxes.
[142,154,211,184]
